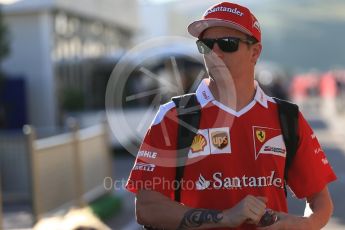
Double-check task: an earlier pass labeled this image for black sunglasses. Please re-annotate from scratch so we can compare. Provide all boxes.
[196,36,255,54]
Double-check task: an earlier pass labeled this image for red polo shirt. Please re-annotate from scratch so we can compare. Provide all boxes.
[126,79,336,230]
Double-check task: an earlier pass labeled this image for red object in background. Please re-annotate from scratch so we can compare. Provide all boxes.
[320,72,337,98]
[291,73,319,99]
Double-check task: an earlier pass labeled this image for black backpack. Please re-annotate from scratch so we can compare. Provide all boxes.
[171,93,299,202]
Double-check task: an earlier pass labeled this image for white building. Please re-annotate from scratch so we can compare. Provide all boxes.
[2,0,138,128]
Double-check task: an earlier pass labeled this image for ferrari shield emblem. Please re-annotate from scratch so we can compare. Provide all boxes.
[256,130,266,143]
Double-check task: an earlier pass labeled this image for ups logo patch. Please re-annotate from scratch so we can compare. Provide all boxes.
[211,131,228,149]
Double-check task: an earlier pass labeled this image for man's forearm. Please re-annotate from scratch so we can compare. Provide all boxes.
[178,208,224,229]
[136,190,226,229]
[305,187,333,229]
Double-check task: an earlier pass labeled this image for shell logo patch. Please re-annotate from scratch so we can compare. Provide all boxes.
[253,126,286,160]
[256,129,266,143]
[191,134,207,153]
[188,129,210,159]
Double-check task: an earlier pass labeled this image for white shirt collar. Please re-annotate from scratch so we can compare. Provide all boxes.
[195,79,269,109]
[195,78,215,107]
[253,80,269,108]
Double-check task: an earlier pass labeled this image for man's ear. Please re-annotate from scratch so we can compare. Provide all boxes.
[251,43,262,64]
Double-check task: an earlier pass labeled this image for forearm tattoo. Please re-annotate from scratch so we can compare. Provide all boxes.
[178,209,223,229]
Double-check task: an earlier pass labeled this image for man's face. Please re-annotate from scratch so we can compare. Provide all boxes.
[201,27,261,80]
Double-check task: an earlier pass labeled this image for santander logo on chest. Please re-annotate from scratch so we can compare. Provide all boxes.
[252,126,286,160]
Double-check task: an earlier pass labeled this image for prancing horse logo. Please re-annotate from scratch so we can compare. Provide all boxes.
[256,130,266,143]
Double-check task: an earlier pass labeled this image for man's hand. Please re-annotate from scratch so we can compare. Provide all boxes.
[257,212,311,230]
[221,195,268,227]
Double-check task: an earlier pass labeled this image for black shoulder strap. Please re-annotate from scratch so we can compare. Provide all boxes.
[171,93,201,202]
[274,98,299,194]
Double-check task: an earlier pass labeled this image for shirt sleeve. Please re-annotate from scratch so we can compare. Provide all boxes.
[126,104,178,199]
[287,112,337,198]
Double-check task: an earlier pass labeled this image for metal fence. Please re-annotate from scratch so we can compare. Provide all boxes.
[0,121,112,225]
[26,121,112,222]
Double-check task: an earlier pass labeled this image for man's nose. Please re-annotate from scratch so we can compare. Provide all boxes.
[212,43,224,59]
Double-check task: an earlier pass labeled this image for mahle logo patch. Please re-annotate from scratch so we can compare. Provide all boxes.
[211,131,229,149]
[256,129,266,143]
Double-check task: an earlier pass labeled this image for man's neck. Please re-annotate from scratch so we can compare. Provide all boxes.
[208,74,256,112]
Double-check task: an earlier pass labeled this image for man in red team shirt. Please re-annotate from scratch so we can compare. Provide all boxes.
[126,2,336,229]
